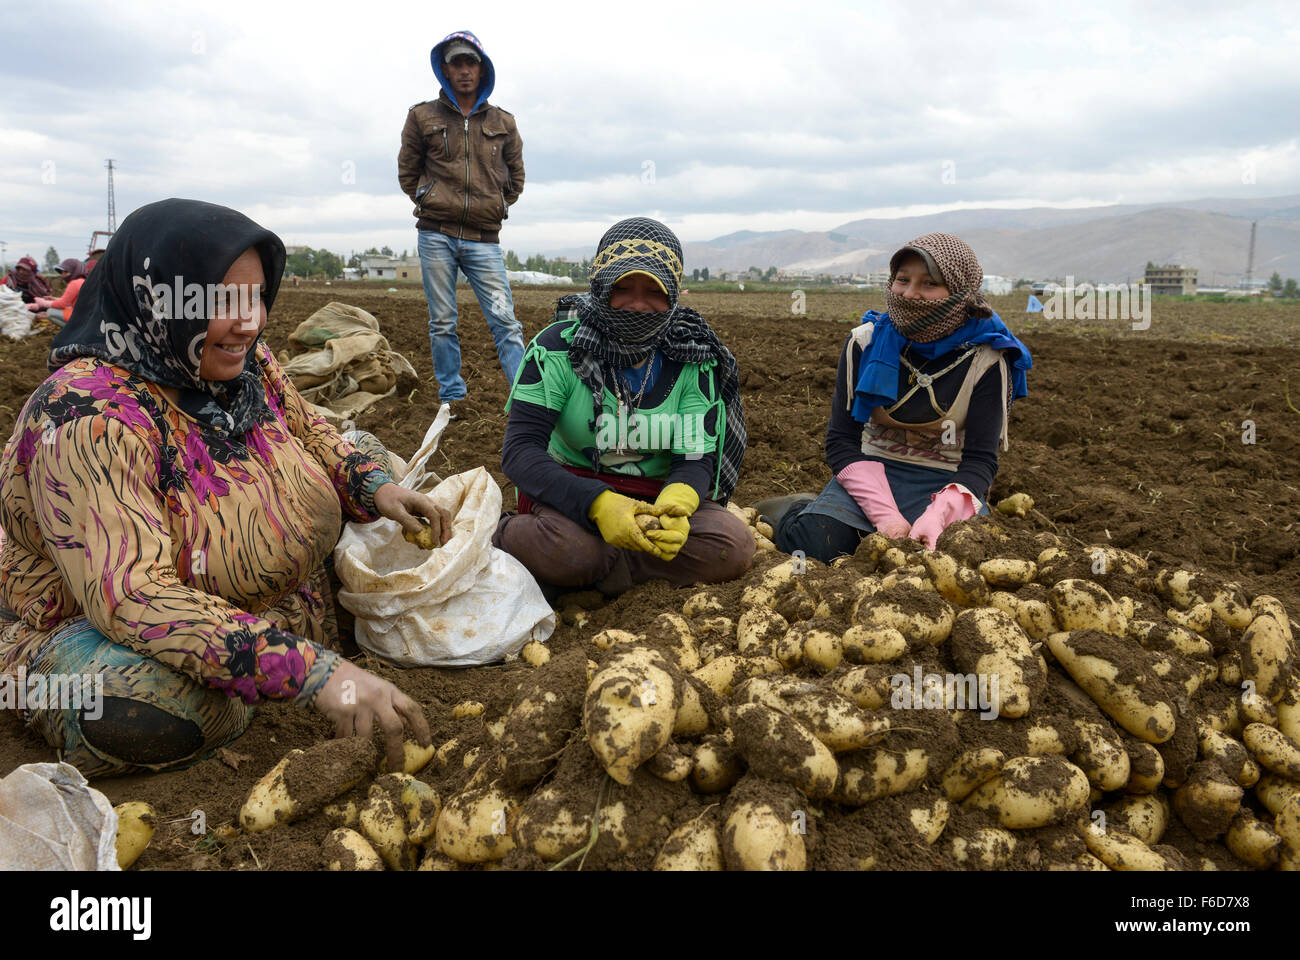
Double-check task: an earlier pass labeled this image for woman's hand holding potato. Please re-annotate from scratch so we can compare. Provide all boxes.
[375,483,454,549]
[316,660,432,772]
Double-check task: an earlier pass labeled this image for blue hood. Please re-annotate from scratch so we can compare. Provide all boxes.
[431,30,495,115]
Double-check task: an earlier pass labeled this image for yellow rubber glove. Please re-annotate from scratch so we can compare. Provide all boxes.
[645,483,700,562]
[588,490,659,554]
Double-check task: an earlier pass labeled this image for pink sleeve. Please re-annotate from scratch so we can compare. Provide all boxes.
[49,278,84,310]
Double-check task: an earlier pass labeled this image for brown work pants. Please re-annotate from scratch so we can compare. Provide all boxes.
[493,501,756,595]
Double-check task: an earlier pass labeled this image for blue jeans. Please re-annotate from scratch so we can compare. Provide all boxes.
[417,229,526,401]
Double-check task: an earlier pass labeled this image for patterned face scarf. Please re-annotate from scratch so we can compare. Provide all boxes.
[561,217,747,501]
[50,198,286,437]
[885,232,993,343]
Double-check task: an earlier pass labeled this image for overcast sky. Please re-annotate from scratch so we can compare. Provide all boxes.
[3,0,1298,267]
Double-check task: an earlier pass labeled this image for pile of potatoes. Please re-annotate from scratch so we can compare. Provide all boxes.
[229,498,1299,870]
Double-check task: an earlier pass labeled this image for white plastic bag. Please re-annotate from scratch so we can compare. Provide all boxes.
[0,286,37,339]
[333,407,555,666]
[0,762,120,870]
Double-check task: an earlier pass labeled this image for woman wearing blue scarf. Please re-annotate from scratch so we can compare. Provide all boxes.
[759,233,1032,563]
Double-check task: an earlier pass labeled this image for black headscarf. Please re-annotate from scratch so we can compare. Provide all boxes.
[50,198,286,437]
[561,217,747,501]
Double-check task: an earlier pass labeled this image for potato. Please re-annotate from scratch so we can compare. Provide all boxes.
[795,624,843,673]
[514,787,591,862]
[645,742,694,782]
[692,655,747,698]
[635,513,662,532]
[360,790,416,871]
[240,737,378,832]
[501,648,587,789]
[1277,793,1300,849]
[646,613,702,671]
[1167,603,1213,635]
[399,778,442,845]
[451,700,484,719]
[1225,811,1282,869]
[963,756,1090,829]
[435,785,519,863]
[394,740,436,775]
[879,565,932,593]
[943,750,1008,808]
[1127,619,1213,660]
[979,559,1037,588]
[1198,725,1258,787]
[1242,723,1300,779]
[584,646,679,784]
[950,827,1018,868]
[1209,586,1253,630]
[1105,793,1171,846]
[741,584,777,609]
[1083,824,1176,871]
[673,679,711,737]
[1049,580,1128,636]
[113,802,156,870]
[1123,739,1166,794]
[1047,631,1175,743]
[521,640,551,667]
[736,606,788,655]
[950,608,1042,719]
[403,520,436,550]
[682,591,725,618]
[731,702,838,798]
[721,780,807,872]
[921,551,990,607]
[1240,689,1279,727]
[417,850,461,871]
[1155,569,1197,609]
[653,816,724,871]
[840,624,907,663]
[323,827,385,871]
[1073,717,1132,791]
[591,628,641,651]
[1241,599,1294,703]
[435,737,462,769]
[695,616,735,648]
[691,735,744,793]
[836,746,929,806]
[995,493,1034,517]
[861,593,954,646]
[1172,761,1243,840]
[324,800,360,828]
[1025,717,1076,757]
[909,795,951,844]
[831,665,894,710]
[735,677,890,753]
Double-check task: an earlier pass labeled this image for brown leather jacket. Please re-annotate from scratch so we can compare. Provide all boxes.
[398,91,524,244]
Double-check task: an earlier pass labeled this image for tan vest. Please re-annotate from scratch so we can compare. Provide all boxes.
[844,321,1010,472]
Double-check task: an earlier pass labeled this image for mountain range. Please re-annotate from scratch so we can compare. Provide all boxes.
[547,195,1300,284]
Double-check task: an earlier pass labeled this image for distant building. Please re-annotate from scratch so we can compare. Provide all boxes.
[865,270,891,287]
[362,255,421,281]
[1144,264,1197,295]
[980,274,1013,295]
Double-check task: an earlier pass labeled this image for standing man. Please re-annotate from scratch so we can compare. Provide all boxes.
[399,30,526,419]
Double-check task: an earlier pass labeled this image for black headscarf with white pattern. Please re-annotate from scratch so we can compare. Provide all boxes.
[561,217,747,501]
[49,198,285,437]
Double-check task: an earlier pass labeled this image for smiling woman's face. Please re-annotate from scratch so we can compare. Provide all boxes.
[608,272,669,313]
[199,247,266,381]
[891,253,950,301]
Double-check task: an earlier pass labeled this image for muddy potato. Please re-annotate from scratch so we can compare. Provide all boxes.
[1025,716,1077,757]
[1242,723,1300,779]
[1073,717,1132,791]
[435,785,519,863]
[1253,774,1300,817]
[731,702,838,798]
[1277,793,1300,849]
[950,827,1018,868]
[585,646,679,784]
[1172,762,1243,840]
[451,700,484,719]
[879,564,932,592]
[360,789,416,870]
[646,613,702,671]
[1049,580,1129,636]
[1199,725,1258,787]
[1240,689,1279,727]
[995,492,1034,517]
[1167,603,1213,635]
[950,608,1042,719]
[735,677,890,753]
[1209,585,1253,630]
[861,593,954,646]
[673,678,711,736]
[645,742,694,782]
[521,640,551,667]
[324,800,360,829]
[1083,824,1176,871]
[963,756,1090,829]
[722,800,806,871]
[1123,739,1166,794]
[692,655,748,699]
[113,802,156,870]
[1225,811,1282,869]
[402,519,436,550]
[1127,619,1213,660]
[591,628,641,651]
[514,790,590,862]
[942,748,1006,802]
[979,559,1037,588]
[653,816,724,871]
[240,737,378,832]
[323,827,385,871]
[683,591,725,618]
[909,795,951,844]
[921,551,990,607]
[1047,630,1175,743]
[1241,598,1294,704]
[832,664,895,710]
[399,778,442,845]
[691,735,744,793]
[794,624,843,673]
[836,745,930,806]
[736,606,788,655]
[695,617,735,648]
[635,513,662,532]
[840,624,907,663]
[1105,793,1171,846]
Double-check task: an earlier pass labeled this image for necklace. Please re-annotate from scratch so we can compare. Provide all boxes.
[615,356,656,454]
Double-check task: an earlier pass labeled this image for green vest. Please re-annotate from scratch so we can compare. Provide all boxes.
[505,315,725,494]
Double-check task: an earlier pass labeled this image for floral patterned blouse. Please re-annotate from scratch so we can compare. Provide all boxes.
[0,343,391,705]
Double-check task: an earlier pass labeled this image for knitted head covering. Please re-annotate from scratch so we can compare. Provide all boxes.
[885,233,993,343]
[560,217,747,501]
[50,198,286,437]
[56,257,88,282]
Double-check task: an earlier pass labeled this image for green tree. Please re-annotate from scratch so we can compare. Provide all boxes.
[1268,271,1283,294]
[504,249,522,270]
[700,267,709,282]
[316,249,344,279]
[43,246,60,271]
[380,245,393,257]
[765,265,778,280]
[363,247,380,256]
[1284,278,1299,298]
[692,268,700,282]
[347,252,362,269]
